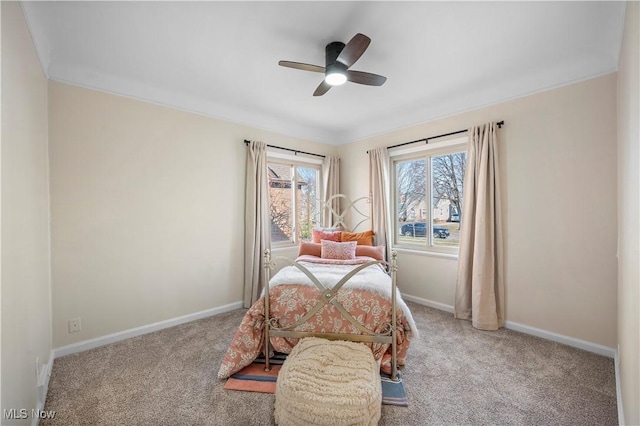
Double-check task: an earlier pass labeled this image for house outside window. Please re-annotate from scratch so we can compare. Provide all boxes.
[267,157,321,246]
[392,137,467,254]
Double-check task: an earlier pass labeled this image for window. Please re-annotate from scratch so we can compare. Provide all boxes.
[393,138,466,253]
[267,160,321,245]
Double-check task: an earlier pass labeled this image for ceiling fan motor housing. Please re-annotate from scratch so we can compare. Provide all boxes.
[326,42,346,67]
[325,41,348,81]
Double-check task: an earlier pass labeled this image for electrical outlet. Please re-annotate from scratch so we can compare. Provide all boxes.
[68,318,81,333]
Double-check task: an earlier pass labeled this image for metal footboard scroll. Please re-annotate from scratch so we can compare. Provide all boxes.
[262,249,400,381]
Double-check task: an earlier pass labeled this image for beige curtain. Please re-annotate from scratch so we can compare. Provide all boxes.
[322,155,340,227]
[369,147,392,260]
[454,123,504,330]
[244,141,271,308]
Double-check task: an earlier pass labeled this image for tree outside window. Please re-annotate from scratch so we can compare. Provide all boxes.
[268,162,320,244]
[395,148,466,250]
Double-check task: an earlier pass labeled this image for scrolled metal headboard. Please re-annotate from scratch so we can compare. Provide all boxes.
[320,194,371,232]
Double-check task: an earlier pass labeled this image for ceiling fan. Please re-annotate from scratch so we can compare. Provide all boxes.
[278,33,387,97]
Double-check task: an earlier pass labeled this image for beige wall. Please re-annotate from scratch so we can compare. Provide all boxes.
[617,2,639,424]
[48,81,337,347]
[1,2,53,423]
[339,74,618,349]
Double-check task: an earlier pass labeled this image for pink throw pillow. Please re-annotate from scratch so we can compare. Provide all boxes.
[321,240,357,260]
[312,229,342,243]
[298,241,322,257]
[355,245,386,261]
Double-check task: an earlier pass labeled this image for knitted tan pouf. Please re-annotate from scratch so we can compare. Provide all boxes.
[274,337,381,426]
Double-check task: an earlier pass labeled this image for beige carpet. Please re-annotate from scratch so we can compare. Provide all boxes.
[42,302,618,425]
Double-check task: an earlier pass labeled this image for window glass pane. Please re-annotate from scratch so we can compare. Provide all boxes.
[396,159,427,243]
[431,152,466,247]
[268,163,293,243]
[296,167,319,241]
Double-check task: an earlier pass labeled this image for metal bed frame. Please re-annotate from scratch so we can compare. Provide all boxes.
[260,194,400,381]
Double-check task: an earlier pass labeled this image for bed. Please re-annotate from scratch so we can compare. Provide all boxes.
[217,195,417,382]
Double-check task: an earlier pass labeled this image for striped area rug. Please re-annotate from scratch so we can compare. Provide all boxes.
[223,353,408,407]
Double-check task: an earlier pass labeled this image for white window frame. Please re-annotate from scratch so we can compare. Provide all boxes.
[390,136,467,256]
[267,151,322,248]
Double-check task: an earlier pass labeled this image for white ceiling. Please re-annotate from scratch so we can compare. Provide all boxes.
[21,1,626,145]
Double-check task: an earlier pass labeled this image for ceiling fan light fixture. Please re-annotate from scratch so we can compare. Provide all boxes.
[325,71,347,86]
[324,61,347,86]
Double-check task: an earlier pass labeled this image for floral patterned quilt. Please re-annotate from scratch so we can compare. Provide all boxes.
[217,257,417,379]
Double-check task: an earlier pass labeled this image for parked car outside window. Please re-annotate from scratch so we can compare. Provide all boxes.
[400,222,450,239]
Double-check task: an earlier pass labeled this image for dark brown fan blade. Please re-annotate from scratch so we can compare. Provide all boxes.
[347,70,387,86]
[313,80,331,96]
[336,33,371,68]
[278,61,325,73]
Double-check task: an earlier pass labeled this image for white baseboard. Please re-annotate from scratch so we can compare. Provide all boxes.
[33,349,54,426]
[401,293,454,313]
[503,320,615,358]
[403,294,616,358]
[53,301,243,358]
[615,345,625,425]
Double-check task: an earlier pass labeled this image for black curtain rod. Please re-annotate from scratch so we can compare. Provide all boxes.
[244,140,326,159]
[367,121,504,153]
